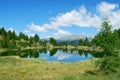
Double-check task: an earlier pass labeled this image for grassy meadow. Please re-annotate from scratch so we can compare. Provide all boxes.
[0,56,120,80]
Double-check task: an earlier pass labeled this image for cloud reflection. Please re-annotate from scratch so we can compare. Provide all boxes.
[54,50,71,61]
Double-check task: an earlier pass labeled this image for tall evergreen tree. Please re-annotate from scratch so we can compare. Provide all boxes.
[50,37,57,46]
[78,39,84,46]
[34,34,39,42]
[94,19,120,73]
[34,34,40,46]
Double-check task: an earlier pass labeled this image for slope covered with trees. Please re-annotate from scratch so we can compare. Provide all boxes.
[0,27,47,49]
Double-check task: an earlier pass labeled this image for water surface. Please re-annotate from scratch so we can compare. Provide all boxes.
[0,48,103,62]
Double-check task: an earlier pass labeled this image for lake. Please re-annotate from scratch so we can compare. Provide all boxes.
[0,48,103,62]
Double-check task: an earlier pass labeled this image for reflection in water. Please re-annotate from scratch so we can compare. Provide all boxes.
[50,48,58,56]
[0,48,103,62]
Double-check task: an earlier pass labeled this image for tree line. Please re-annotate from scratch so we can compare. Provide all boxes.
[0,27,47,49]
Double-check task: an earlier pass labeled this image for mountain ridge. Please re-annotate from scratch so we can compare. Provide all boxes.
[43,34,94,42]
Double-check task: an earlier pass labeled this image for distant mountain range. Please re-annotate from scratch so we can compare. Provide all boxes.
[43,34,94,43]
[55,34,86,41]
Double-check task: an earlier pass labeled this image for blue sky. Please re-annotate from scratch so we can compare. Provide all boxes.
[0,0,120,39]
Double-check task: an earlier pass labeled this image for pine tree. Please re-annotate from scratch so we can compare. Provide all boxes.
[94,19,120,73]
[78,39,84,46]
[50,37,57,46]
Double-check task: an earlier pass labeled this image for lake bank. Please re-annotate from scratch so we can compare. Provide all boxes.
[0,56,119,80]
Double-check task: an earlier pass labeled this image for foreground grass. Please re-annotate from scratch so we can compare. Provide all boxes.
[0,56,120,80]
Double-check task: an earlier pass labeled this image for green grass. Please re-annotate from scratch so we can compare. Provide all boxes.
[0,56,120,80]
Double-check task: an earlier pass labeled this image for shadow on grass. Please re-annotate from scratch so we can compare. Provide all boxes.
[85,71,97,75]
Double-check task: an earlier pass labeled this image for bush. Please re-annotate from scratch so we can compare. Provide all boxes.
[96,52,120,73]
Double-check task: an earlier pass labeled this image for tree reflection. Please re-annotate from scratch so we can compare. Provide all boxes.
[78,50,83,55]
[0,51,17,56]
[0,48,103,59]
[50,48,58,56]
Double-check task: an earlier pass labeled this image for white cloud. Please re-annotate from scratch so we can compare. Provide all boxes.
[97,2,120,29]
[7,27,19,35]
[81,33,85,35]
[7,27,14,32]
[23,30,30,33]
[48,2,120,30]
[23,29,35,37]
[46,36,52,38]
[29,33,35,37]
[41,23,59,30]
[97,2,118,17]
[110,10,120,29]
[108,10,120,29]
[27,6,102,34]
[27,23,47,33]
[53,29,71,38]
[49,6,102,28]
